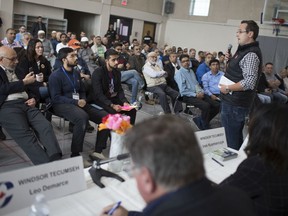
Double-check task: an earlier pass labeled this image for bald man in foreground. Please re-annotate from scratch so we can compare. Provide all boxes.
[0,46,62,164]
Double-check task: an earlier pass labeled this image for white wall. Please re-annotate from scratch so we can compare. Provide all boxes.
[164,18,279,53]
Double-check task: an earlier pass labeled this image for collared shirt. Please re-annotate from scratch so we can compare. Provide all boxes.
[0,65,28,101]
[239,52,260,90]
[175,67,203,97]
[1,37,22,48]
[202,70,224,96]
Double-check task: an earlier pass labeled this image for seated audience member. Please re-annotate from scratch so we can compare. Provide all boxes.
[0,46,62,164]
[189,48,200,73]
[79,36,98,75]
[264,62,287,103]
[16,39,52,104]
[284,66,288,90]
[175,54,219,130]
[1,28,22,49]
[221,103,288,215]
[55,33,68,53]
[163,52,180,91]
[161,46,172,65]
[15,25,26,46]
[154,48,163,69]
[128,45,145,77]
[201,59,224,104]
[37,30,56,67]
[91,49,137,126]
[50,31,59,52]
[198,50,205,63]
[257,71,272,104]
[143,52,182,114]
[141,44,150,59]
[218,53,226,72]
[101,115,256,216]
[49,47,110,164]
[196,52,213,86]
[91,36,107,59]
[113,43,144,104]
[21,32,32,50]
[275,68,288,94]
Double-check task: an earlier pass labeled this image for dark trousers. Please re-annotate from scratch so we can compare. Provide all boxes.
[148,84,182,114]
[0,100,62,165]
[52,103,110,155]
[183,95,220,127]
[221,102,248,150]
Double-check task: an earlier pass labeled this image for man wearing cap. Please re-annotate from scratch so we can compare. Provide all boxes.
[38,30,55,67]
[79,36,98,74]
[56,33,68,53]
[31,16,46,38]
[91,36,106,59]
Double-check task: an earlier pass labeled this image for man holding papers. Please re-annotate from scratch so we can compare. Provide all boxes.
[219,20,262,150]
[91,49,137,124]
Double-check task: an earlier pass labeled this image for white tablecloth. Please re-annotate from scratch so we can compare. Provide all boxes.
[4,139,248,216]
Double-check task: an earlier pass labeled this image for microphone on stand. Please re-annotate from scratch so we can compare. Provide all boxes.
[89,153,131,188]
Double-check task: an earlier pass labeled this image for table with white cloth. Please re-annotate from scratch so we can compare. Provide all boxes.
[3,137,248,216]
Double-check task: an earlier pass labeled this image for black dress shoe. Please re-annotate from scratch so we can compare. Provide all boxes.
[0,128,6,140]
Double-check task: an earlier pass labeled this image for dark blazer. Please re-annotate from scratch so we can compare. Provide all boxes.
[221,155,288,216]
[91,65,128,110]
[0,67,28,108]
[164,62,179,91]
[142,177,256,216]
[31,22,46,37]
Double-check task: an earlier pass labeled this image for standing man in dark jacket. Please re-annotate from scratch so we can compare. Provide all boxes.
[219,20,262,150]
[31,16,46,38]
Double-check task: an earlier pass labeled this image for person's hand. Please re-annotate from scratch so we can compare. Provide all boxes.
[25,98,36,107]
[112,104,122,112]
[210,94,218,100]
[118,64,124,69]
[100,204,128,216]
[264,88,272,93]
[219,84,229,94]
[274,79,281,87]
[196,92,204,99]
[126,63,131,70]
[78,99,86,108]
[23,72,36,85]
[224,51,231,61]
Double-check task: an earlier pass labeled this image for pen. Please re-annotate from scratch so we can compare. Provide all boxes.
[212,157,224,167]
[107,201,122,215]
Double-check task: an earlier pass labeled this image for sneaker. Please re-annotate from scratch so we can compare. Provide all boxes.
[86,124,94,133]
[0,128,6,140]
[145,99,155,105]
[89,152,107,161]
[83,159,92,168]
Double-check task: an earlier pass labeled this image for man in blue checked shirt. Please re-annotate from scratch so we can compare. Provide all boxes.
[202,58,224,105]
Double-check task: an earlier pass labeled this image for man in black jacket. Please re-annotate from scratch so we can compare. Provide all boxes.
[91,49,136,122]
[0,46,62,164]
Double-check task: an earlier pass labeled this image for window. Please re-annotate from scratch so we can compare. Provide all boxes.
[189,0,211,16]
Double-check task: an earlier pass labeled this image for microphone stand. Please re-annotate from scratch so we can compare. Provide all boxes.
[88,153,130,188]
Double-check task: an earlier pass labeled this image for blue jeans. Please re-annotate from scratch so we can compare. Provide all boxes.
[121,70,145,103]
[221,102,249,150]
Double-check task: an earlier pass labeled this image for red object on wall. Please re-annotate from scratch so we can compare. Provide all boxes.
[121,0,127,6]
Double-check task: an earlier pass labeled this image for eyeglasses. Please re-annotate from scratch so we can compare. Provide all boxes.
[181,59,190,63]
[236,30,248,34]
[3,56,18,62]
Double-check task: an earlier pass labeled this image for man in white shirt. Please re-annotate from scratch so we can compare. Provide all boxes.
[143,52,182,114]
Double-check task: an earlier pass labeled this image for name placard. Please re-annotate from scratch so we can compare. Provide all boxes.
[195,127,227,154]
[0,157,86,215]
